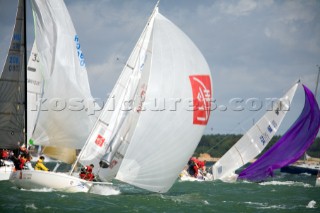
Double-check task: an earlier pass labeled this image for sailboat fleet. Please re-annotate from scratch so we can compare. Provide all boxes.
[2,0,213,193]
[0,0,319,194]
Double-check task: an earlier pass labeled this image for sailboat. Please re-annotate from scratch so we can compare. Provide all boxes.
[211,82,298,182]
[280,68,320,176]
[9,0,108,192]
[238,84,320,182]
[0,0,26,181]
[70,1,212,193]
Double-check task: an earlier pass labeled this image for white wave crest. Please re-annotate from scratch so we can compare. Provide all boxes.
[306,200,316,208]
[26,203,38,210]
[89,185,121,196]
[20,187,54,192]
[244,202,287,209]
[259,181,311,187]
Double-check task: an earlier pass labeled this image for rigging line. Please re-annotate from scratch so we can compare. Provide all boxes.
[234,146,245,165]
[23,0,28,147]
[204,135,238,155]
[315,65,320,101]
[114,1,157,70]
[204,125,243,154]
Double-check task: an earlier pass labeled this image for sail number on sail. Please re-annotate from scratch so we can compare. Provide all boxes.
[9,56,20,72]
[74,35,85,67]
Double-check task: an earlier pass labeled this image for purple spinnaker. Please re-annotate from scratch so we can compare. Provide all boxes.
[238,84,320,181]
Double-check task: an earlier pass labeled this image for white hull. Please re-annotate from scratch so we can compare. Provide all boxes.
[0,160,14,181]
[10,170,93,193]
[178,170,213,182]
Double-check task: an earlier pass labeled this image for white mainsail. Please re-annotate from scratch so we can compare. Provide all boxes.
[0,0,25,149]
[212,83,299,181]
[30,0,96,153]
[0,0,26,181]
[76,4,213,193]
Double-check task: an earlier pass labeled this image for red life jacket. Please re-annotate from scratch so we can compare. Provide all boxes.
[198,161,205,169]
[1,150,9,159]
[86,166,93,173]
[19,157,26,170]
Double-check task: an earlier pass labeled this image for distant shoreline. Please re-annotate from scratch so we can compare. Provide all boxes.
[197,153,218,162]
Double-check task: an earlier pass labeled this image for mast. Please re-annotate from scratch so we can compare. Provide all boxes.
[303,66,320,161]
[23,0,27,147]
[315,65,320,101]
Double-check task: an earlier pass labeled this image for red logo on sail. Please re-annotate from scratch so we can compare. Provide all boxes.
[95,134,105,147]
[189,75,212,125]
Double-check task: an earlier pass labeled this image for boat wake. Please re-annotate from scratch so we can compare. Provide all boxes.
[89,185,121,196]
[178,170,213,182]
[178,176,205,182]
[259,181,312,187]
[20,187,54,193]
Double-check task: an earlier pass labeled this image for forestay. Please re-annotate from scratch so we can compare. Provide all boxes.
[212,83,298,181]
[30,0,96,150]
[0,0,25,149]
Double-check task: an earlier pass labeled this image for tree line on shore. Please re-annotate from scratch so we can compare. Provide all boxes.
[194,134,320,158]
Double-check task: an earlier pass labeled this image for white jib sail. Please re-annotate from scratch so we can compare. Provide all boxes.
[27,43,43,144]
[30,0,96,150]
[0,0,25,149]
[115,11,212,193]
[212,83,299,181]
[76,4,158,179]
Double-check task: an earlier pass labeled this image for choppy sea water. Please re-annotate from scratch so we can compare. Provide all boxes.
[0,171,318,213]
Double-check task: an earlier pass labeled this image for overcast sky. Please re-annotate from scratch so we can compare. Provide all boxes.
[1,0,319,135]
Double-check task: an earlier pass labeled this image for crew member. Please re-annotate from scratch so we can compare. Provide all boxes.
[79,164,95,181]
[187,157,200,177]
[35,156,49,171]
